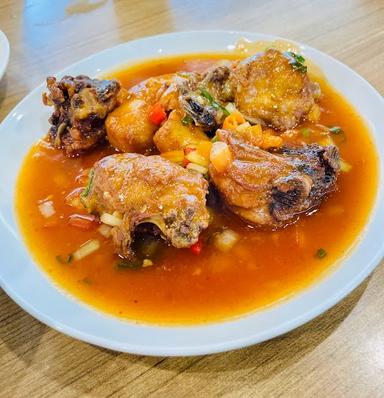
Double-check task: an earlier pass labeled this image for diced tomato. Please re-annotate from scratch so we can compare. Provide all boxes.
[148,103,167,125]
[184,145,196,155]
[68,214,98,230]
[190,240,202,255]
[183,146,196,167]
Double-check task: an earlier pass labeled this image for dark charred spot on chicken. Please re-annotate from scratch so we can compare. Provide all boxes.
[43,75,121,157]
[177,66,233,131]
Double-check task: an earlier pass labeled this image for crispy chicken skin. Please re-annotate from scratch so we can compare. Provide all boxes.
[106,73,198,153]
[87,153,210,258]
[209,130,339,227]
[43,75,121,157]
[230,49,317,130]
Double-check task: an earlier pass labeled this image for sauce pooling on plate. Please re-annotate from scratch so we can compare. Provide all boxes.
[16,53,378,325]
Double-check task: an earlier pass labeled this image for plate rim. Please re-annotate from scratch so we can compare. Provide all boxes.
[1,30,384,356]
[0,30,10,81]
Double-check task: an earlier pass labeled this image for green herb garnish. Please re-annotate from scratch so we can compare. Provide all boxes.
[116,259,142,270]
[315,248,327,259]
[81,168,94,198]
[181,114,193,126]
[56,254,73,264]
[211,135,219,143]
[329,126,343,135]
[200,88,230,116]
[301,128,312,138]
[284,51,307,73]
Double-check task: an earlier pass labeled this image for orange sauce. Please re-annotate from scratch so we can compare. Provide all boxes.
[15,54,378,325]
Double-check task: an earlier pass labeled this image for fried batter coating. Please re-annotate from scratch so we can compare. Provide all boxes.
[87,153,210,258]
[209,130,339,227]
[230,49,317,130]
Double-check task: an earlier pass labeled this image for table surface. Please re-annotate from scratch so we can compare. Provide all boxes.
[1,0,384,396]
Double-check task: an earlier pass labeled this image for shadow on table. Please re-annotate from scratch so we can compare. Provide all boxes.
[0,76,8,112]
[0,290,48,367]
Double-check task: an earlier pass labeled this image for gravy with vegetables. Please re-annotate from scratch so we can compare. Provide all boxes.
[16,53,378,325]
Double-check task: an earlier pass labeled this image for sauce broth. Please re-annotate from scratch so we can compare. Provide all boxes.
[15,54,378,325]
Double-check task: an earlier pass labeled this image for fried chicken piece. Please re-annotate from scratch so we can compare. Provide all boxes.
[87,153,210,258]
[275,144,340,205]
[178,65,233,132]
[106,73,198,153]
[43,75,121,157]
[200,64,234,103]
[230,49,318,130]
[209,130,339,227]
[153,110,209,153]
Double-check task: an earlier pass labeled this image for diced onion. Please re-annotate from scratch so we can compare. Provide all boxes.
[73,239,100,261]
[210,142,232,173]
[214,229,240,252]
[186,162,208,174]
[100,212,122,227]
[38,200,55,218]
[236,122,252,133]
[225,102,237,114]
[98,224,112,237]
[340,159,352,172]
[185,151,209,167]
[142,259,154,267]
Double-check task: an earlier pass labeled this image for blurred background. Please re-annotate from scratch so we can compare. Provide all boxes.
[0,0,383,90]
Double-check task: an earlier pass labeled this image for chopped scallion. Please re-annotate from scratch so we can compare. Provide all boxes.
[315,248,327,259]
[199,88,230,116]
[284,51,307,73]
[329,126,343,135]
[181,114,193,126]
[81,168,94,198]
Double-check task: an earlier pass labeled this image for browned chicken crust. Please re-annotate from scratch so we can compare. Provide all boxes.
[106,73,199,153]
[43,75,121,157]
[105,75,173,153]
[230,49,317,130]
[87,153,210,258]
[209,130,339,227]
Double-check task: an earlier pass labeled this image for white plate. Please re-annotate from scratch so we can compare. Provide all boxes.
[0,31,383,356]
[0,30,10,81]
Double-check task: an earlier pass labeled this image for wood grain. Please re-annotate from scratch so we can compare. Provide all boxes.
[1,0,384,396]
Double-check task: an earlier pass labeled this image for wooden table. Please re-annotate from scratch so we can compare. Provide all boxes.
[1,0,383,396]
